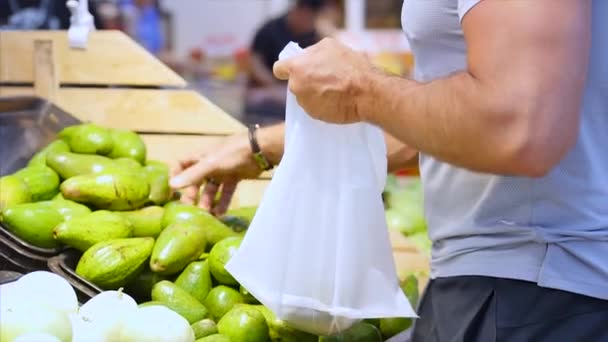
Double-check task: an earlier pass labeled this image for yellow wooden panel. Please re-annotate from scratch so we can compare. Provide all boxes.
[55,88,245,135]
[0,30,185,87]
[232,179,269,208]
[140,134,272,179]
[0,87,35,96]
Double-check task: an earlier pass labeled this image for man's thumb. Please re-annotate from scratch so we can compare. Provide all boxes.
[273,60,292,80]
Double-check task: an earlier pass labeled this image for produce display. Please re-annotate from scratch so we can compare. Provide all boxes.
[0,123,420,341]
[383,175,432,254]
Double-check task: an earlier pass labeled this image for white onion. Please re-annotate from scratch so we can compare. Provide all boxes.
[15,271,78,315]
[120,305,195,342]
[0,302,72,342]
[14,332,62,342]
[78,290,138,341]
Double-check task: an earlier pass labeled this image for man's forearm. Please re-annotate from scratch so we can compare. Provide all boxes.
[258,124,417,173]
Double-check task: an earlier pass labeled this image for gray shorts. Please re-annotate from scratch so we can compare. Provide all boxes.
[410,276,608,342]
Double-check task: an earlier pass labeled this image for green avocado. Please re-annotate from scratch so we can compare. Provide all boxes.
[0,175,31,211]
[46,152,117,179]
[162,203,239,246]
[125,267,170,302]
[14,165,60,201]
[150,223,207,275]
[192,319,218,339]
[114,158,143,171]
[119,206,164,238]
[217,305,269,342]
[59,124,113,155]
[196,334,231,342]
[61,172,150,211]
[319,322,382,342]
[1,202,63,248]
[245,304,316,342]
[28,140,70,167]
[46,198,91,221]
[208,237,242,286]
[151,280,209,324]
[204,286,245,321]
[143,165,171,205]
[108,129,147,165]
[175,260,213,303]
[75,237,154,289]
[53,210,133,252]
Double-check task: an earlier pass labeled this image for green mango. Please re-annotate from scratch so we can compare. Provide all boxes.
[108,129,147,164]
[76,237,154,289]
[120,206,164,238]
[61,172,150,211]
[14,165,60,201]
[114,158,143,171]
[53,210,132,252]
[217,305,269,342]
[162,203,239,246]
[145,160,169,173]
[1,202,63,248]
[319,322,382,342]
[225,206,257,225]
[208,237,242,286]
[196,334,231,342]
[28,140,70,167]
[125,267,170,302]
[192,319,218,339]
[151,280,209,324]
[143,165,172,205]
[46,152,116,179]
[245,305,316,342]
[378,274,419,339]
[43,199,91,221]
[0,176,31,211]
[59,124,113,155]
[175,260,213,303]
[204,286,245,321]
[150,223,207,275]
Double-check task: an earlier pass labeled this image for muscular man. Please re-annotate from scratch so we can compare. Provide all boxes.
[172,1,607,339]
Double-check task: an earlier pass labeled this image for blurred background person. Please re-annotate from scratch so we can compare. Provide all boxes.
[244,0,330,125]
[0,0,101,30]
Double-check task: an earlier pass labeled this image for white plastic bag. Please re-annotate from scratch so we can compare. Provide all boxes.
[226,42,416,336]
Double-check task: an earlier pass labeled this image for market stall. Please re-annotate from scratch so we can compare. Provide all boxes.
[0,30,429,341]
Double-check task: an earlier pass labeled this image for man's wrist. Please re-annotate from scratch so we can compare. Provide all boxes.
[255,124,283,167]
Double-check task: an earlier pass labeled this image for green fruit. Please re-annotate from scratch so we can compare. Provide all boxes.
[143,165,171,205]
[219,216,249,234]
[239,285,260,304]
[108,129,147,164]
[150,223,207,275]
[59,123,113,155]
[151,280,209,323]
[125,267,169,302]
[204,286,245,321]
[225,206,257,225]
[14,166,60,201]
[53,210,132,252]
[138,301,166,308]
[146,160,170,173]
[0,175,31,211]
[61,172,150,211]
[378,274,419,339]
[192,319,218,339]
[217,306,269,342]
[208,237,242,286]
[46,199,91,221]
[320,322,382,342]
[28,140,70,167]
[161,203,238,245]
[1,202,63,248]
[52,192,65,201]
[250,304,316,342]
[76,237,154,289]
[120,206,164,238]
[114,158,143,171]
[363,318,380,329]
[46,152,116,179]
[196,334,231,342]
[175,260,213,303]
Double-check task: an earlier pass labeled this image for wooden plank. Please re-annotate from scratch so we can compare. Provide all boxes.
[232,179,270,208]
[0,87,35,96]
[55,88,246,135]
[0,31,185,87]
[140,134,272,179]
[33,40,58,101]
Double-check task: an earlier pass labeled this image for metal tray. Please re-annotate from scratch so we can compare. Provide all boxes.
[0,96,82,259]
[47,249,102,303]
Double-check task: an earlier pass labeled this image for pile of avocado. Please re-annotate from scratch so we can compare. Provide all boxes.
[0,123,419,341]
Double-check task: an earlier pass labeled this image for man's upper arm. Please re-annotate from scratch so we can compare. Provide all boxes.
[461,0,592,169]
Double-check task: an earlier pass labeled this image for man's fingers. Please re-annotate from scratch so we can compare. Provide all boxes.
[171,157,198,177]
[212,180,238,216]
[198,181,220,211]
[170,159,213,189]
[273,59,292,80]
[179,185,199,205]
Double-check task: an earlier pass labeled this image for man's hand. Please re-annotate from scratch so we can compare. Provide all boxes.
[169,133,262,215]
[273,38,376,124]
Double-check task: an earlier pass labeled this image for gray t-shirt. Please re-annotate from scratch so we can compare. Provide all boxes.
[402,0,608,299]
